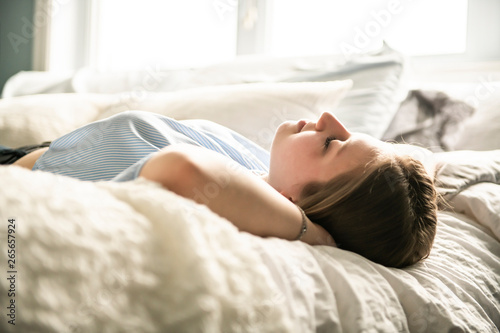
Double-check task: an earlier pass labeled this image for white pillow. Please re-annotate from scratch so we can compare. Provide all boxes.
[0,94,118,147]
[452,84,500,151]
[99,80,353,150]
[281,43,408,139]
[0,81,351,150]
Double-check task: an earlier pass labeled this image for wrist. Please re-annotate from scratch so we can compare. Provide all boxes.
[294,205,318,245]
[294,206,336,246]
[300,221,320,245]
[294,205,308,241]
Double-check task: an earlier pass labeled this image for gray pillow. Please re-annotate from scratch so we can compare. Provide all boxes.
[382,90,475,152]
[281,43,407,139]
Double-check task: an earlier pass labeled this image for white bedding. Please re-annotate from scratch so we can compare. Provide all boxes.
[1,150,499,332]
[1,50,500,332]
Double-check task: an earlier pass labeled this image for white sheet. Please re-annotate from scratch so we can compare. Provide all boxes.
[1,155,499,332]
[1,60,500,332]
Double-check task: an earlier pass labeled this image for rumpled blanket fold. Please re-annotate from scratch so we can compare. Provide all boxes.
[434,150,500,200]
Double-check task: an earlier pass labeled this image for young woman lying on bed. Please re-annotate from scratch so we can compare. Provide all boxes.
[12,110,438,268]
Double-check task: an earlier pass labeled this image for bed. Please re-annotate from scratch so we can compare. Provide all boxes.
[1,45,499,332]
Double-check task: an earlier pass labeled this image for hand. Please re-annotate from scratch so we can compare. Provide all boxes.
[313,223,337,247]
[303,220,337,247]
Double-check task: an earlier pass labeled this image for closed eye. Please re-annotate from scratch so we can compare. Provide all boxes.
[324,136,336,150]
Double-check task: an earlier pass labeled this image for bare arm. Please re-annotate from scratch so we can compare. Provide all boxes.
[139,145,335,246]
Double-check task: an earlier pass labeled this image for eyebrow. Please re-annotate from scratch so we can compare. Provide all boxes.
[336,133,361,158]
[334,134,371,160]
[335,140,347,158]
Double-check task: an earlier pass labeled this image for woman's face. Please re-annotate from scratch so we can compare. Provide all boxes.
[268,112,385,201]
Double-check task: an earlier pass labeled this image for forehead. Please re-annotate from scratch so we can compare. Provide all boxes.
[347,133,387,158]
[320,133,386,181]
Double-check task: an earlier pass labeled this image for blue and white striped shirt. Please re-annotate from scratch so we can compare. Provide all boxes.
[33,111,270,182]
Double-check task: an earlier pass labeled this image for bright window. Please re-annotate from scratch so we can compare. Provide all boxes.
[43,0,496,73]
[90,0,238,71]
[266,0,468,58]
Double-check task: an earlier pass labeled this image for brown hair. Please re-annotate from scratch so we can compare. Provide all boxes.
[297,154,438,268]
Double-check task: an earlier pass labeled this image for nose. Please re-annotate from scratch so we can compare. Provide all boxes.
[315,112,350,138]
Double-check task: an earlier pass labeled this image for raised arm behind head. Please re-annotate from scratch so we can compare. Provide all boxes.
[267,111,438,268]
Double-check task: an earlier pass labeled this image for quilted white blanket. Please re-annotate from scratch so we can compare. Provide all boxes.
[1,151,499,332]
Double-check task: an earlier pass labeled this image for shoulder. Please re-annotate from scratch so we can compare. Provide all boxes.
[138,146,199,190]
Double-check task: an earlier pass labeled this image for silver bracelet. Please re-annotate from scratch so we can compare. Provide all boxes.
[295,205,308,240]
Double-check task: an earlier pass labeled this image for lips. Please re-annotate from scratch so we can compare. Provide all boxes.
[297,120,307,132]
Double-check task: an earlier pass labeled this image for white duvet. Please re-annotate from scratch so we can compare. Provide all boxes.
[1,150,499,332]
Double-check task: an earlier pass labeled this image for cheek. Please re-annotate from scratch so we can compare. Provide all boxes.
[287,139,320,175]
[272,133,319,170]
[271,126,292,154]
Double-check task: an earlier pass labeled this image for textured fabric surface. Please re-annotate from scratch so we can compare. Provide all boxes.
[33,111,269,182]
[382,90,476,152]
[0,93,118,147]
[0,167,292,333]
[1,149,499,332]
[434,150,500,199]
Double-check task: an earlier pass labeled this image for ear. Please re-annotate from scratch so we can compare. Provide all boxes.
[279,190,295,203]
[280,182,305,203]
